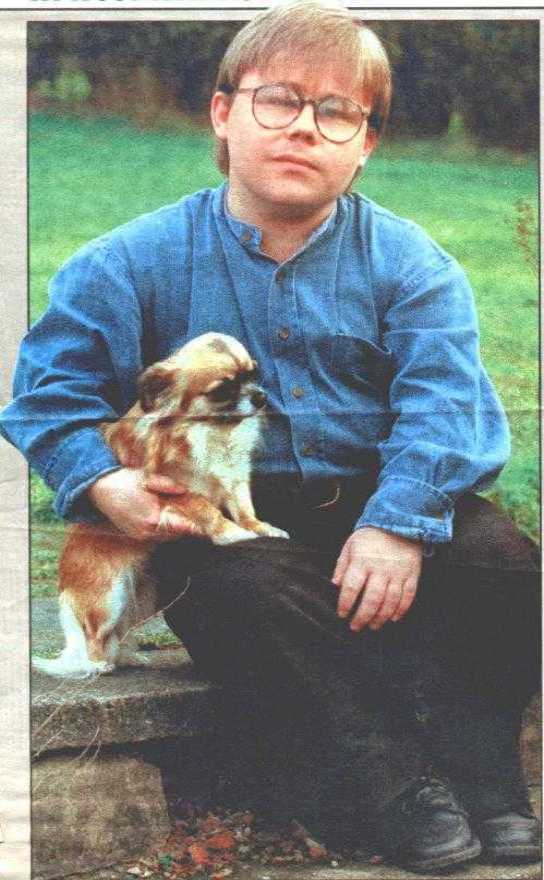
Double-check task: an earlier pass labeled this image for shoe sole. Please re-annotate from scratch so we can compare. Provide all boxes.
[400,837,482,873]
[483,844,541,863]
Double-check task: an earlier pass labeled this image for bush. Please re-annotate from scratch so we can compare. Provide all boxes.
[28,20,538,150]
[459,22,538,151]
[28,22,242,121]
[373,21,468,138]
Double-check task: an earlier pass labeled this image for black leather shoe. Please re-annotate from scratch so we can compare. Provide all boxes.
[477,810,541,863]
[380,777,482,873]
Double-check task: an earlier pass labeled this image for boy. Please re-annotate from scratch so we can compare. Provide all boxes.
[1,2,540,872]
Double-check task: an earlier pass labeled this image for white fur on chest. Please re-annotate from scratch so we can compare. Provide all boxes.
[185,417,260,503]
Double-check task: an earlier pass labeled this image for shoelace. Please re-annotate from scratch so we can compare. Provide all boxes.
[400,777,467,816]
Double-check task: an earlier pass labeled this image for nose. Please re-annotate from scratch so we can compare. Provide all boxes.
[287,102,318,139]
[250,387,267,410]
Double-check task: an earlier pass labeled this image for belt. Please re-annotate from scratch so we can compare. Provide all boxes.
[253,474,377,513]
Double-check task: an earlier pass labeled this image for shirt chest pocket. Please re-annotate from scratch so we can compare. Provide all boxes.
[331,334,394,397]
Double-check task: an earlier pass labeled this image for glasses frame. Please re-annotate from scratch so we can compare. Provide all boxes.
[230,82,370,145]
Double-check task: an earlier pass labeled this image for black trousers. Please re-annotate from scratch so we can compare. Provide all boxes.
[152,476,541,842]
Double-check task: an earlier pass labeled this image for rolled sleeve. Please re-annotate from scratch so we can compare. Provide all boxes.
[41,427,120,521]
[354,476,454,543]
[0,238,144,521]
[356,227,510,543]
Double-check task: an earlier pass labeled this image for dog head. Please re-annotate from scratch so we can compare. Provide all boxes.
[137,332,266,424]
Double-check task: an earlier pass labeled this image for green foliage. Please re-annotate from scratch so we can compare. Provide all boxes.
[28,20,538,150]
[459,22,538,151]
[512,198,538,277]
[373,21,467,138]
[28,21,241,116]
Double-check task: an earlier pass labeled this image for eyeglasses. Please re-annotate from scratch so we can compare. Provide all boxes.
[226,82,371,144]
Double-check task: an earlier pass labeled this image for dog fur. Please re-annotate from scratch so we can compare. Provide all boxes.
[32,332,288,677]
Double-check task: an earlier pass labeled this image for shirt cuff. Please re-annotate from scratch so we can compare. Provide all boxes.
[354,476,454,543]
[40,427,120,521]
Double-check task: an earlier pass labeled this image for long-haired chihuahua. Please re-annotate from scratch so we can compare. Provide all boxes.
[32,332,288,678]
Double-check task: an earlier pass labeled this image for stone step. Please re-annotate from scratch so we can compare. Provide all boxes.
[31,599,218,754]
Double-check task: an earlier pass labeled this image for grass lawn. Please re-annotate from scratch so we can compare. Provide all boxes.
[29,113,539,596]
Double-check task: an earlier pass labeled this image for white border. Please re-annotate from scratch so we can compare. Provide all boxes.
[0,9,540,880]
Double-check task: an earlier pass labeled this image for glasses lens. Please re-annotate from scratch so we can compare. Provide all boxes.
[253,85,301,129]
[316,96,364,143]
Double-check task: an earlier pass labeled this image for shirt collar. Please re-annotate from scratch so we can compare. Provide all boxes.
[215,181,342,261]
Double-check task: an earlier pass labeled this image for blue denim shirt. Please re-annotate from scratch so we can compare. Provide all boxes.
[0,184,510,542]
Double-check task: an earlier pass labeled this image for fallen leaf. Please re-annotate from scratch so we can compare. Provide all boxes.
[207,832,236,851]
[187,843,210,867]
[198,815,224,834]
[308,845,327,861]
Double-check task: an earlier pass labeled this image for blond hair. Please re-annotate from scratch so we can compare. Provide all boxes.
[213,0,391,175]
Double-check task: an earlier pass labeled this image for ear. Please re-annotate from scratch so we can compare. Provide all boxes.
[359,127,378,167]
[210,91,232,141]
[137,365,174,413]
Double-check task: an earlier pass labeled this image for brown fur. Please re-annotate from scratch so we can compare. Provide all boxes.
[32,333,288,677]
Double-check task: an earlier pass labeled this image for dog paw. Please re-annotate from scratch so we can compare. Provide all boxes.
[254,522,290,539]
[215,525,259,545]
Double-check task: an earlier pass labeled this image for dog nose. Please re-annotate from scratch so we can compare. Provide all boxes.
[250,388,267,409]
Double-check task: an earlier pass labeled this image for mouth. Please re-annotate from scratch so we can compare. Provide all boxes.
[272,154,318,171]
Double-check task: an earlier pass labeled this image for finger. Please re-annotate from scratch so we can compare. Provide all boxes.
[368,579,404,630]
[336,562,369,618]
[390,575,419,622]
[332,543,350,587]
[349,573,389,632]
[154,510,202,540]
[145,475,187,495]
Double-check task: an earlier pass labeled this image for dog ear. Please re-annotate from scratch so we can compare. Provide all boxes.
[137,365,174,413]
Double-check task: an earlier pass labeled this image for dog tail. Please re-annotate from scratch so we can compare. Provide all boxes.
[31,650,114,678]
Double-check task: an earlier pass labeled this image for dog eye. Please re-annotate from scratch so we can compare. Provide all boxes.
[207,379,237,403]
[240,367,259,382]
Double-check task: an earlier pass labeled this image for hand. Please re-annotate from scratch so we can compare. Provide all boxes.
[87,468,198,542]
[332,526,423,632]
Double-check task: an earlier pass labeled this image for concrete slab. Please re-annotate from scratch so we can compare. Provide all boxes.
[31,599,219,754]
[239,862,542,880]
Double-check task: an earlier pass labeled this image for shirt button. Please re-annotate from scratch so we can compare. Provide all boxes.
[240,231,252,243]
[276,269,285,282]
[301,442,315,456]
[292,386,305,399]
[278,327,290,341]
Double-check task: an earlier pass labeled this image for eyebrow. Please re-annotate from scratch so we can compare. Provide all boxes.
[265,79,359,103]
